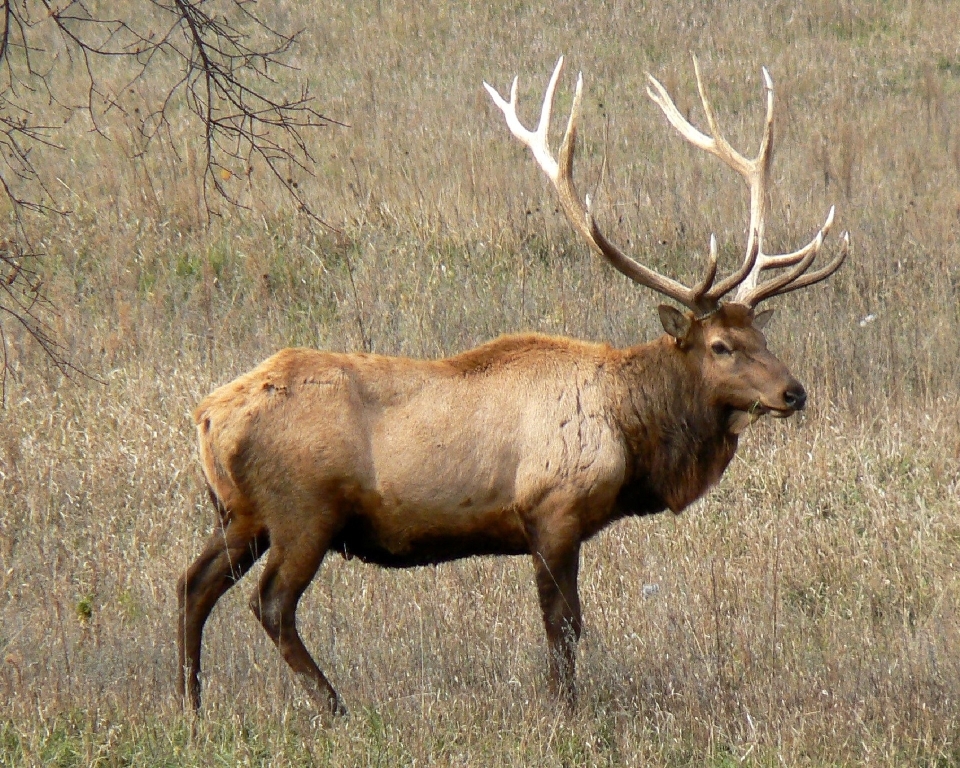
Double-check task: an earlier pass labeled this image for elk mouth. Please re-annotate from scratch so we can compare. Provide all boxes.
[727,401,798,434]
[749,401,799,420]
[769,407,795,419]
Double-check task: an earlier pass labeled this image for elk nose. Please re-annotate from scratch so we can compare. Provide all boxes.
[783,383,807,411]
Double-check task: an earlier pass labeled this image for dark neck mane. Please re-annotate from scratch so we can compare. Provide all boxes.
[615,338,738,515]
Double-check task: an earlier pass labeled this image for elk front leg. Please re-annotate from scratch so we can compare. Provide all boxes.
[532,541,582,707]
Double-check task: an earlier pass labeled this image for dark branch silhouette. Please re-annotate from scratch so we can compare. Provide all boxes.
[0,0,338,402]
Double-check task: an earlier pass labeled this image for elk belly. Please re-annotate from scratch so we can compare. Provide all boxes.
[331,501,530,567]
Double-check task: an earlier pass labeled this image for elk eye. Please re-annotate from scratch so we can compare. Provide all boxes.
[711,341,732,356]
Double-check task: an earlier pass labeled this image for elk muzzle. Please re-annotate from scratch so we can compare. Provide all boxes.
[770,379,807,416]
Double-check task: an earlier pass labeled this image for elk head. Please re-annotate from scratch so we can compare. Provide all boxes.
[485,58,848,428]
[659,302,806,434]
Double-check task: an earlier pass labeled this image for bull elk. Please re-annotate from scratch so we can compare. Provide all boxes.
[177,57,848,715]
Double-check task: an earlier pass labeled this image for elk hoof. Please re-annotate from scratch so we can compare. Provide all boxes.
[330,696,348,718]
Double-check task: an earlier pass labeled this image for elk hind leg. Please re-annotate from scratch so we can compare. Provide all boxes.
[178,519,267,710]
[249,523,345,715]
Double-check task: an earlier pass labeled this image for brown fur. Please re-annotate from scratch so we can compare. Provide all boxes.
[177,302,806,714]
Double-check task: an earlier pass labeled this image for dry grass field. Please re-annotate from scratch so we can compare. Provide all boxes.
[3,0,960,764]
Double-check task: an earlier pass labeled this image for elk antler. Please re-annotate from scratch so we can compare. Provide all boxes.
[485,58,848,315]
[646,60,848,307]
[484,57,729,316]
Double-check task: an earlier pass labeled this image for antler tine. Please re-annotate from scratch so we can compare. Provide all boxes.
[486,58,717,314]
[742,231,823,306]
[733,206,835,303]
[778,231,849,294]
[756,206,835,269]
[690,59,763,181]
[740,230,850,306]
[690,234,720,302]
[483,58,564,181]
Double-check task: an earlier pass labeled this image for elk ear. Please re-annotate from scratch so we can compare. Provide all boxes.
[658,304,692,341]
[753,308,775,330]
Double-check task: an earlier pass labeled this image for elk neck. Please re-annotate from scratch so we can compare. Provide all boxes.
[611,334,739,516]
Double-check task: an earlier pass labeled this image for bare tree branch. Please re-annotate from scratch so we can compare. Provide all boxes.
[0,0,338,402]
[0,242,86,403]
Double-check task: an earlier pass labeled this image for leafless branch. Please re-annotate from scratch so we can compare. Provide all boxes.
[0,243,88,404]
[0,0,338,402]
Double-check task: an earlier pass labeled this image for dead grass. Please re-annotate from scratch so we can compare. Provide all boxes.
[3,0,960,765]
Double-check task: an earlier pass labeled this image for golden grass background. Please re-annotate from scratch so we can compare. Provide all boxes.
[3,0,960,764]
